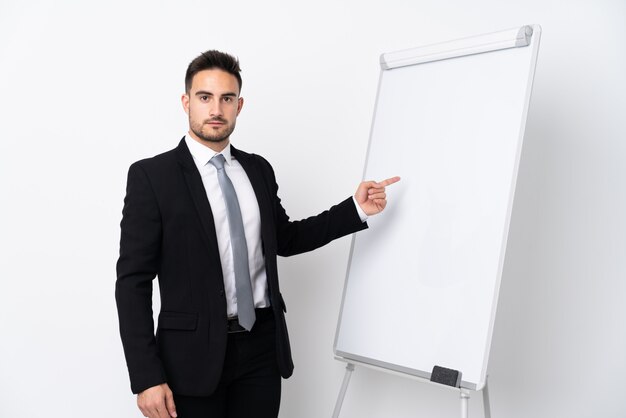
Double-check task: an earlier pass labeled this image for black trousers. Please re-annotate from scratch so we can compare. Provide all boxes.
[173,314,281,418]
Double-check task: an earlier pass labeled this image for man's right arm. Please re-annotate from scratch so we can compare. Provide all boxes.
[115,162,167,394]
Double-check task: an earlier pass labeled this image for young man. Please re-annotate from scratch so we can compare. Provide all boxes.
[116,50,399,418]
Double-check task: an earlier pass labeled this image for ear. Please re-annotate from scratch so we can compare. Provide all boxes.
[181,93,190,115]
[237,97,244,116]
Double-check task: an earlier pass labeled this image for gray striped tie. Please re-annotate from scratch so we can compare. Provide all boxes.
[209,154,256,330]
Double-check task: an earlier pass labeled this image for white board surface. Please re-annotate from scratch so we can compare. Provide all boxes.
[334,25,541,390]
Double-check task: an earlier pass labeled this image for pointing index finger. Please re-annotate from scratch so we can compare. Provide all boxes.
[377,176,401,187]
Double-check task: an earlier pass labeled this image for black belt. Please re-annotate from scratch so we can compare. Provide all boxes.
[227,307,274,333]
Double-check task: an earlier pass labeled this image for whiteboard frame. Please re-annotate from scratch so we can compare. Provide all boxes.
[334,24,542,391]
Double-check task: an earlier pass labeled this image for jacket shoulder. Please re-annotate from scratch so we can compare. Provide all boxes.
[235,148,274,174]
[130,147,178,172]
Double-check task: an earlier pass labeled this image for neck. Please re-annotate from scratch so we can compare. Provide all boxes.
[188,130,229,152]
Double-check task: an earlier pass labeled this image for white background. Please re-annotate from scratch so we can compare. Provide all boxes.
[0,1,624,417]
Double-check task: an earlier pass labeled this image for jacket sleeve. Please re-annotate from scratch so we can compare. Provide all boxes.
[115,162,167,394]
[257,157,369,257]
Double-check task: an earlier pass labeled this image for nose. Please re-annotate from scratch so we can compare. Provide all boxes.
[209,99,223,117]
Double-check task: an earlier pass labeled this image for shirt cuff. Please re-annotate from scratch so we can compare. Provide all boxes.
[352,196,369,223]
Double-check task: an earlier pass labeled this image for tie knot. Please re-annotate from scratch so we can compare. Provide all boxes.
[209,154,226,170]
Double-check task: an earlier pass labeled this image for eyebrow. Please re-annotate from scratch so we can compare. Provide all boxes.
[194,91,238,97]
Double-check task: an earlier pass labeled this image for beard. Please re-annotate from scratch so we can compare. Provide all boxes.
[189,116,236,143]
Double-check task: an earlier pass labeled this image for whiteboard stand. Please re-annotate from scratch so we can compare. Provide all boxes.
[332,359,492,418]
[331,362,355,418]
[460,388,470,418]
[460,376,491,418]
[482,376,492,418]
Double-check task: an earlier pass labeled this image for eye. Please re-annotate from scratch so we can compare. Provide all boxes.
[223,97,232,103]
[199,95,209,102]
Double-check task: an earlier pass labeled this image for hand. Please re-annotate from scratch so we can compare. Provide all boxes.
[137,383,177,418]
[354,176,401,216]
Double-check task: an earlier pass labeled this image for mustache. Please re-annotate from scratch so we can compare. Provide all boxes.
[204,117,227,123]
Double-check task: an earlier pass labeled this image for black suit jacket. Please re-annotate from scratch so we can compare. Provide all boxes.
[115,139,367,395]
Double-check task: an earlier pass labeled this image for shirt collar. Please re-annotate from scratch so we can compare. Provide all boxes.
[184,134,233,169]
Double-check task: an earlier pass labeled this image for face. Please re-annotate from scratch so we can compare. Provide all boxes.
[182,69,244,150]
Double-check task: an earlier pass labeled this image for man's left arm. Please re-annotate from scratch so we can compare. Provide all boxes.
[274,195,367,257]
[263,157,399,256]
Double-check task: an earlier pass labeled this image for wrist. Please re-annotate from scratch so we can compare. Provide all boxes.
[352,195,369,222]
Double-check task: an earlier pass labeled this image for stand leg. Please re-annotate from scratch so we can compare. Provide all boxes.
[460,389,470,418]
[482,377,491,418]
[332,363,355,418]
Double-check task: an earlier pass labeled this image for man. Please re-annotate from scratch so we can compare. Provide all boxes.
[116,50,399,418]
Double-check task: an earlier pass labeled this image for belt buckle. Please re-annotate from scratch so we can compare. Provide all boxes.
[227,317,247,334]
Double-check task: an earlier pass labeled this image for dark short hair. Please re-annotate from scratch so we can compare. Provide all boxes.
[185,50,242,93]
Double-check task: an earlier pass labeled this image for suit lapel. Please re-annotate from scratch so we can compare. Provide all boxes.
[175,139,221,260]
[231,146,274,248]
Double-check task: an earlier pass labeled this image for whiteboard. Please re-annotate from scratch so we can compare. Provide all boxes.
[334,25,541,390]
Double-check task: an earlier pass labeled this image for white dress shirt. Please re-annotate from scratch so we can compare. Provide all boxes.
[185,135,269,317]
[184,134,368,318]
